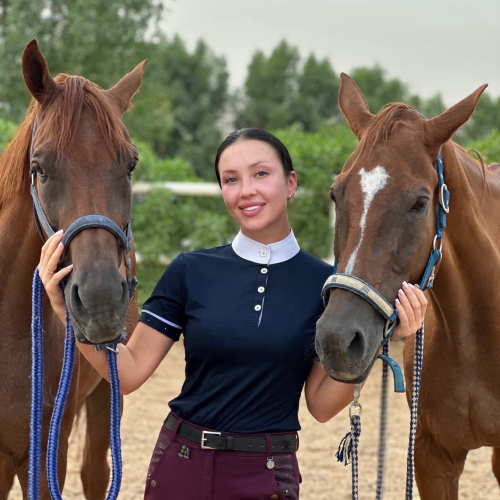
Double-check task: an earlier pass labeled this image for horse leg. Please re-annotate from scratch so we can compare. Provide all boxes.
[491,447,500,486]
[414,430,467,500]
[81,378,115,500]
[0,454,16,500]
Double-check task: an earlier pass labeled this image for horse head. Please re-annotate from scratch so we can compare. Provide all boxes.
[22,40,145,344]
[316,73,486,383]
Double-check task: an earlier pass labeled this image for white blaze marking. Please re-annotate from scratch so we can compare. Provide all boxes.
[345,166,390,275]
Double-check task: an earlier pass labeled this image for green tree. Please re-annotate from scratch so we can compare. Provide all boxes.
[459,92,500,142]
[350,65,408,114]
[237,41,340,132]
[0,0,162,120]
[237,40,300,130]
[125,36,229,178]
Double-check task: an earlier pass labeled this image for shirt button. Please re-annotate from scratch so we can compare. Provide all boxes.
[258,286,265,293]
[261,268,268,274]
[260,250,267,257]
[254,304,262,311]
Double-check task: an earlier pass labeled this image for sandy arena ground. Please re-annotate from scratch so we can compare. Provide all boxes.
[8,340,499,499]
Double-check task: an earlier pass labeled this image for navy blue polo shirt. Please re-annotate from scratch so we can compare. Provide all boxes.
[139,230,333,433]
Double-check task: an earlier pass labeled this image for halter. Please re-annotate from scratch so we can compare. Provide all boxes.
[325,135,449,499]
[28,115,135,500]
[322,148,448,361]
[29,115,138,299]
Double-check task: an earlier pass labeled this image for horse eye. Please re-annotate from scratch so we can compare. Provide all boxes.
[128,160,138,176]
[410,197,429,213]
[32,163,47,177]
[329,188,336,203]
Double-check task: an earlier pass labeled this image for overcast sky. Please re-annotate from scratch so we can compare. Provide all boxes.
[161,0,500,107]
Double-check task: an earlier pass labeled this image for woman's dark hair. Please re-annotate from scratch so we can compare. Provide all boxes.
[214,128,294,186]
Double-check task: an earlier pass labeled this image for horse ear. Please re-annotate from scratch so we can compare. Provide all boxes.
[106,60,147,115]
[22,40,58,105]
[424,84,488,152]
[338,73,374,139]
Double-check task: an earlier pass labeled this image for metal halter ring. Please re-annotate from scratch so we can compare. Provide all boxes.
[384,318,397,338]
[432,235,443,266]
[439,183,450,213]
[349,401,362,418]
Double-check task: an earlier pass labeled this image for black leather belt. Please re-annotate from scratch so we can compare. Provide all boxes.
[164,413,298,453]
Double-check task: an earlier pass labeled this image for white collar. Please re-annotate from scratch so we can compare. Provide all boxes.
[231,229,300,265]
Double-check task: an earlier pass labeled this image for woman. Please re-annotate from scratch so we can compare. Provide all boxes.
[39,128,427,500]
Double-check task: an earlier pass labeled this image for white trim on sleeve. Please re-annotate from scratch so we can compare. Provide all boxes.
[142,309,182,330]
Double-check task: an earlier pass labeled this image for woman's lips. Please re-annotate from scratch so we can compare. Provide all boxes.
[240,204,265,217]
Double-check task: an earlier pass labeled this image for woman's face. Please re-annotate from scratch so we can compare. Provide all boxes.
[219,139,297,244]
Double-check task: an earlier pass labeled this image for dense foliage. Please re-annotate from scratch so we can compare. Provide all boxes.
[0,18,498,301]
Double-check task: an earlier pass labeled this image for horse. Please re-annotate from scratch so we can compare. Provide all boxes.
[315,73,500,499]
[0,40,143,499]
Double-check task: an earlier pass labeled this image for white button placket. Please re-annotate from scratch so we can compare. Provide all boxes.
[251,249,270,325]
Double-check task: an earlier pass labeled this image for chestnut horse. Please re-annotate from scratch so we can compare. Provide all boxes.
[0,41,143,499]
[316,74,500,498]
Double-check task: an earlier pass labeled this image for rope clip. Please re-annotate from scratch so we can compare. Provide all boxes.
[349,383,362,417]
[349,401,362,418]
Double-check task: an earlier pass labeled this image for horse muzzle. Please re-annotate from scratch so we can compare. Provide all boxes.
[315,287,387,383]
[65,268,129,344]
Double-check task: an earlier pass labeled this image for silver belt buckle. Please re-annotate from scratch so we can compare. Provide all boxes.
[201,430,221,449]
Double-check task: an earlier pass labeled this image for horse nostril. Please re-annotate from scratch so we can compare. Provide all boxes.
[347,331,365,361]
[70,282,90,324]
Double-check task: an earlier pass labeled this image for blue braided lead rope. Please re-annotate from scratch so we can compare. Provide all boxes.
[46,305,75,499]
[350,415,361,500]
[405,325,424,500]
[375,342,389,500]
[29,268,44,500]
[106,350,123,498]
[29,269,123,500]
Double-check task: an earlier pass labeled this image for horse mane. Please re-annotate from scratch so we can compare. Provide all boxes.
[362,103,415,148]
[0,74,130,209]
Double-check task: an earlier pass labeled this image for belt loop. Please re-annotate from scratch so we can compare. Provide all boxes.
[172,414,183,435]
[226,435,233,450]
[265,433,273,453]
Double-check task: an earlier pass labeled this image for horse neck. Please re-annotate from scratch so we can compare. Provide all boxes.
[0,165,43,313]
[429,142,500,336]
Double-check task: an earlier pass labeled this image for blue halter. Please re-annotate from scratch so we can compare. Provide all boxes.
[322,148,448,391]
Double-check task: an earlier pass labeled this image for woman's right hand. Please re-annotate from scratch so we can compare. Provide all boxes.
[38,229,74,324]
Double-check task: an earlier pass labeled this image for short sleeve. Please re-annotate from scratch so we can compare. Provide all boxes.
[139,253,186,341]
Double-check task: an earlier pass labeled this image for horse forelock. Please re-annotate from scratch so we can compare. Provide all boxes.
[361,103,417,149]
[0,73,131,209]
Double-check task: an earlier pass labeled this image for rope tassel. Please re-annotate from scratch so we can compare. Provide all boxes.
[336,417,361,466]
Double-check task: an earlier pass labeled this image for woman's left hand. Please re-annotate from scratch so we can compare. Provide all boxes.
[392,282,428,341]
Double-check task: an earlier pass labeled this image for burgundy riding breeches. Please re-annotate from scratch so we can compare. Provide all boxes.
[143,416,301,500]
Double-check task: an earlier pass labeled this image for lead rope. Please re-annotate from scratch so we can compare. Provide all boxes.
[335,327,424,500]
[375,343,389,499]
[405,324,424,499]
[29,268,123,500]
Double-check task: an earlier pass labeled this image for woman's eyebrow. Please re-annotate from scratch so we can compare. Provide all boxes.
[249,160,270,168]
[221,161,270,175]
